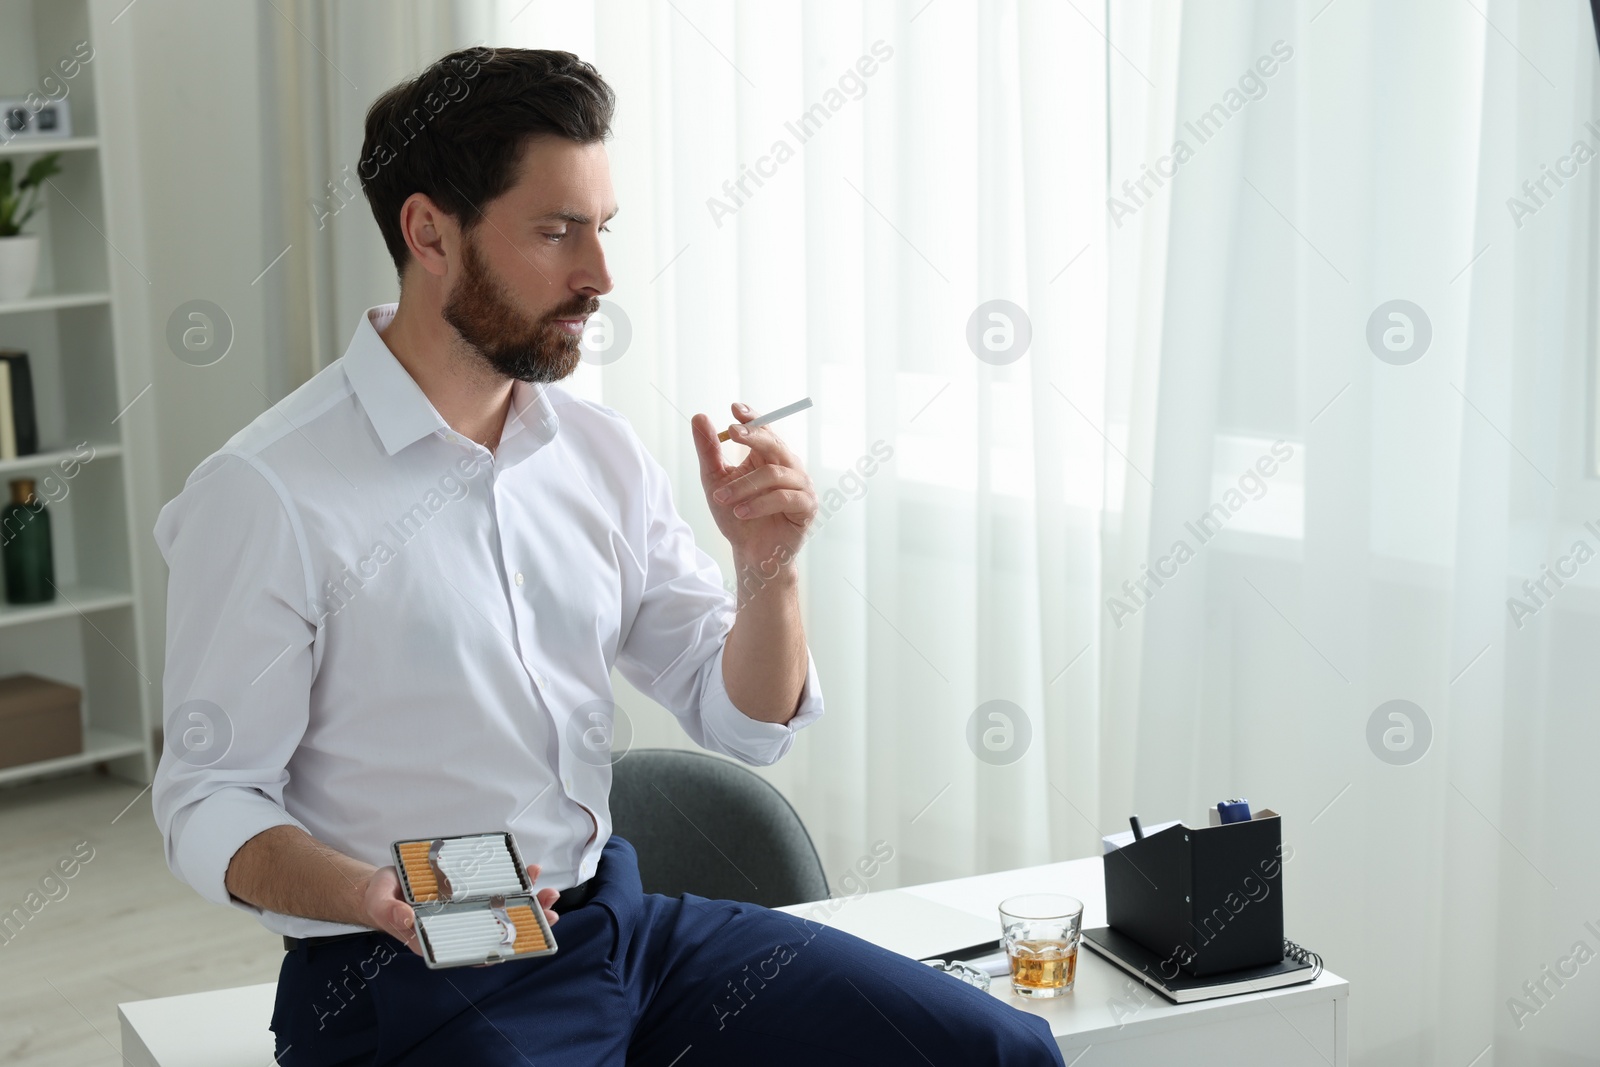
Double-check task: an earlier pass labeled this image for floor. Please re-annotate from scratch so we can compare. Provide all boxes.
[0,770,283,1066]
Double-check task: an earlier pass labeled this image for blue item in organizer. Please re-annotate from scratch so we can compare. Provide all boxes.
[1216,798,1252,824]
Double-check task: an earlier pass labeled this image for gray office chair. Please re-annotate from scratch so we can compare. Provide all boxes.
[609,748,829,908]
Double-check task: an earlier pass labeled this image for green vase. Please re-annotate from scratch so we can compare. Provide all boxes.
[2,477,54,605]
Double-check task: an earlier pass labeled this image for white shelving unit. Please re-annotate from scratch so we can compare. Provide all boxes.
[0,0,155,786]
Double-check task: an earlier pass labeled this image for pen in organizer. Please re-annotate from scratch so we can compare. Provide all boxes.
[717,396,813,442]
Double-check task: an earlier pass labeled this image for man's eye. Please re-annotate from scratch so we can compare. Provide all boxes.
[542,231,566,243]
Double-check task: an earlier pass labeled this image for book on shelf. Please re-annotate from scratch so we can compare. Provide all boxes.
[0,349,38,458]
[0,360,13,460]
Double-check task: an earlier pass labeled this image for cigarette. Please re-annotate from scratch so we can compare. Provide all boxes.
[717,396,814,442]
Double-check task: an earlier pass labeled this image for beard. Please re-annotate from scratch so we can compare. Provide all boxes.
[441,231,597,384]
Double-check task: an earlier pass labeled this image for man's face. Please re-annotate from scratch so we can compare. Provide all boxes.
[441,136,616,383]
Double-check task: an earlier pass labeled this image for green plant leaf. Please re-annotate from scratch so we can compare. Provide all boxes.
[19,152,63,190]
[0,152,65,237]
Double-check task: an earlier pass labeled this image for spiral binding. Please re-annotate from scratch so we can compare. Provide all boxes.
[1283,938,1323,981]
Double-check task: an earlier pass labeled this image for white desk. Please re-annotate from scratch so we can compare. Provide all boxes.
[120,856,1347,1066]
[777,855,1349,1066]
[119,983,278,1067]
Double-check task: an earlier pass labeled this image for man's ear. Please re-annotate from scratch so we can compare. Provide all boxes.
[398,191,458,280]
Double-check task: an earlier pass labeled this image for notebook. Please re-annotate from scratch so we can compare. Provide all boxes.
[781,890,998,962]
[1083,925,1321,1004]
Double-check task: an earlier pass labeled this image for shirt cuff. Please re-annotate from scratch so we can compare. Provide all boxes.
[170,785,308,912]
[697,642,825,766]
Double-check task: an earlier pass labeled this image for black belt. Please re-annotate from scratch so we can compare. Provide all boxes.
[282,877,596,952]
[552,875,596,914]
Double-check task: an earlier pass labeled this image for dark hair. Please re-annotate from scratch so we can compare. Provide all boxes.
[358,47,615,279]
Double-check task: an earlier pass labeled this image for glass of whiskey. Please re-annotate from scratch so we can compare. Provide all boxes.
[998,894,1083,998]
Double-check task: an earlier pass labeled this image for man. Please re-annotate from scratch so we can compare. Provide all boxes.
[153,46,1063,1065]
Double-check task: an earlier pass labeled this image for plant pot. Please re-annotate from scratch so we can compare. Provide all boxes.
[0,234,42,303]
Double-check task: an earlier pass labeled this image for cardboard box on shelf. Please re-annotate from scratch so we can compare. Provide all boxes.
[0,673,82,769]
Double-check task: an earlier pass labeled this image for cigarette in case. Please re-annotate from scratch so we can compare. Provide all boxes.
[391,832,558,969]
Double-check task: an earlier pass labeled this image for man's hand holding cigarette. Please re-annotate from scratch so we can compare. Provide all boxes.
[691,399,818,593]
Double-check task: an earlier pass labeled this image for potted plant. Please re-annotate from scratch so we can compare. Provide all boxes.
[0,152,63,303]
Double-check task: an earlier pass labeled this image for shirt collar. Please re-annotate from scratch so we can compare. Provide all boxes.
[342,303,560,459]
[497,378,561,467]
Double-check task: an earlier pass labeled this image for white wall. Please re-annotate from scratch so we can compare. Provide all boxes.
[110,1,308,696]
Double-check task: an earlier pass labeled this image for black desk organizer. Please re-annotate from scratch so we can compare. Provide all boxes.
[1103,810,1285,977]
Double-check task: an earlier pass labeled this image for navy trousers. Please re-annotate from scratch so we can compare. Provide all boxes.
[272,836,1064,1065]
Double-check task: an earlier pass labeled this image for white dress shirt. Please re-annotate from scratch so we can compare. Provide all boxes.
[151,303,824,938]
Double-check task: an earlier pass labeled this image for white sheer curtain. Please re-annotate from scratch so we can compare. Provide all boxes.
[498,0,1112,889]
[1109,1,1600,1064]
[269,0,1600,1062]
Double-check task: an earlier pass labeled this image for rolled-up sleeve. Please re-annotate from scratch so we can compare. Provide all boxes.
[151,452,317,912]
[613,441,824,766]
[696,642,825,764]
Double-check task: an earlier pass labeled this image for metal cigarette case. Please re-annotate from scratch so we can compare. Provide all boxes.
[391,832,558,969]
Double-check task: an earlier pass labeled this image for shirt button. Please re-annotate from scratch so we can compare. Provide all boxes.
[514,572,525,586]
